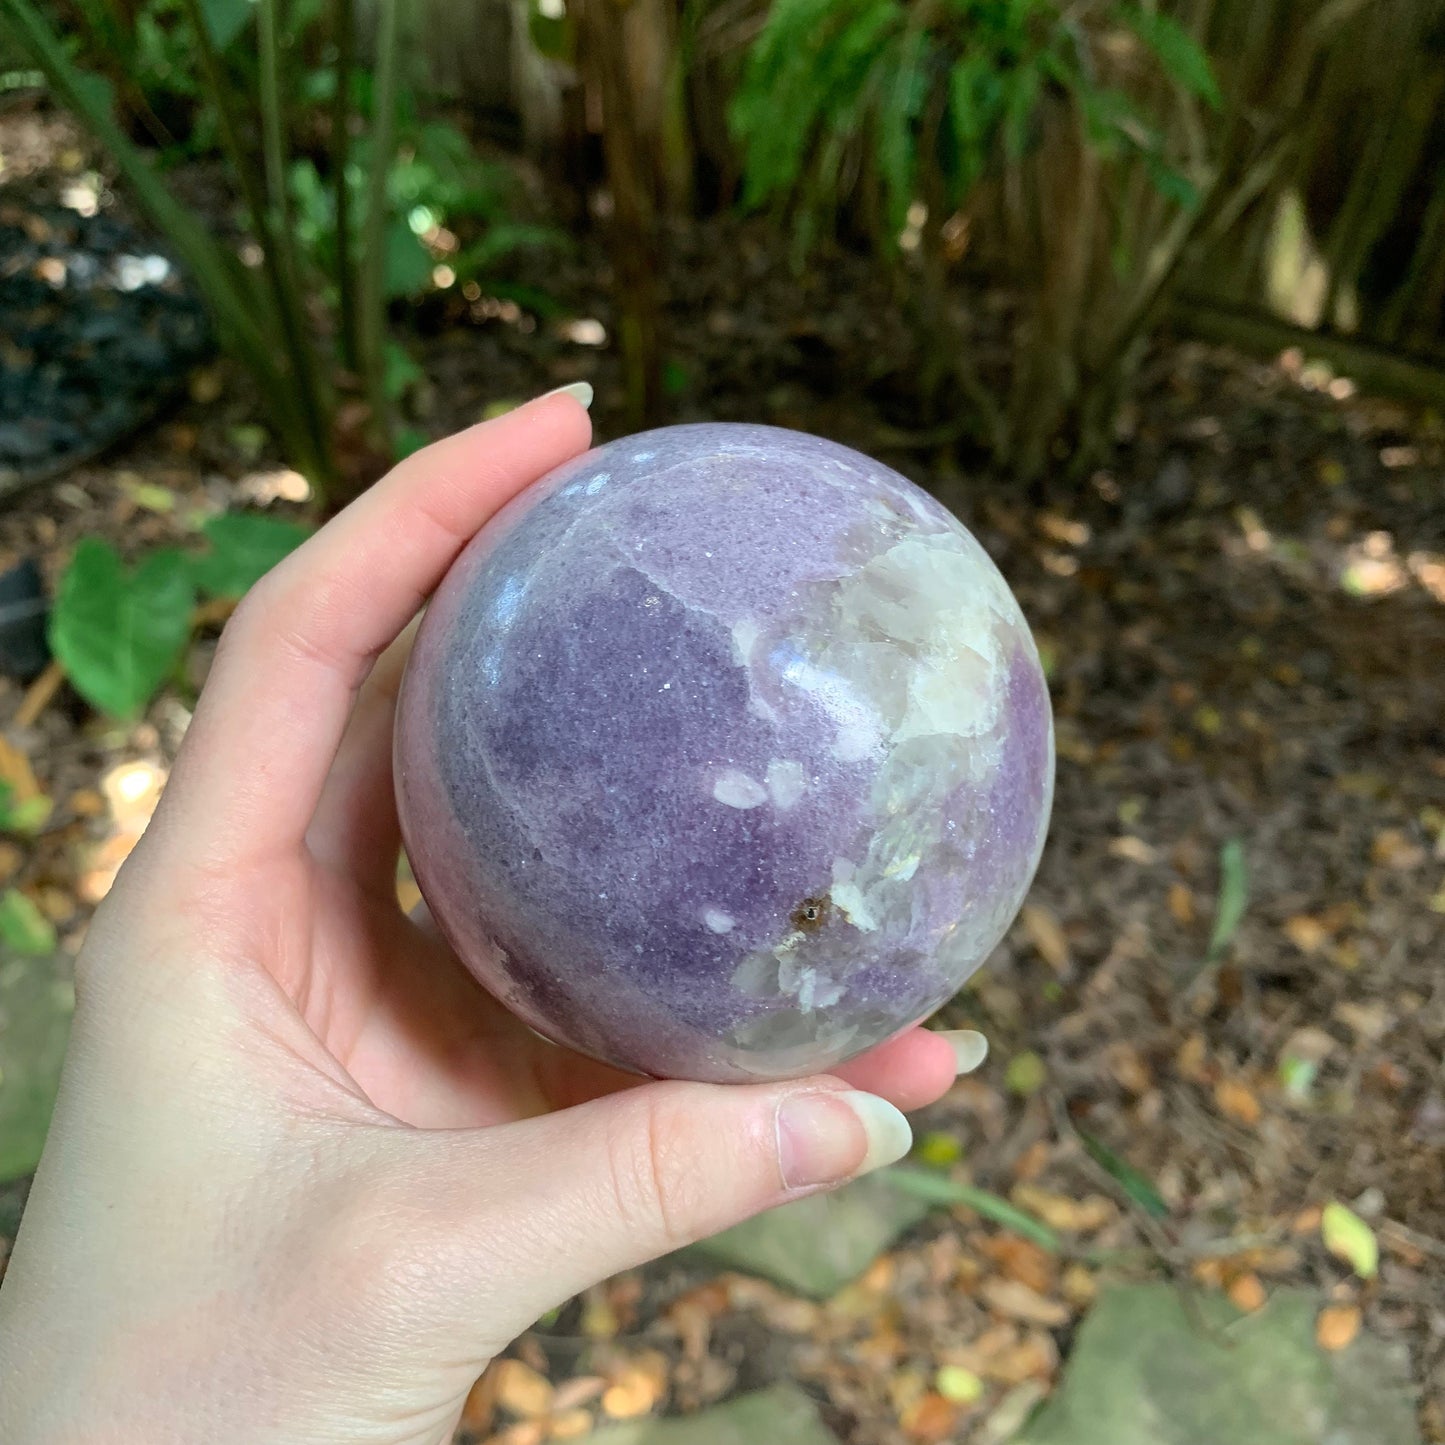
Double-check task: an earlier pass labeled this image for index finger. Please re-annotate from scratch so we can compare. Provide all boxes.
[159,387,593,865]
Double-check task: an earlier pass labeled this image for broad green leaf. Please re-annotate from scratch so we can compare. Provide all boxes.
[881,1166,1063,1252]
[458,222,565,273]
[383,342,425,401]
[0,891,56,956]
[198,0,253,49]
[50,540,195,720]
[383,217,434,299]
[0,951,73,1181]
[191,513,313,600]
[393,426,429,460]
[1321,1202,1378,1280]
[1076,1128,1169,1219]
[1144,152,1200,211]
[1115,4,1222,108]
[1206,838,1248,961]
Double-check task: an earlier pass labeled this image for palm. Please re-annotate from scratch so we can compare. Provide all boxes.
[244,847,635,1130]
[150,399,948,1135]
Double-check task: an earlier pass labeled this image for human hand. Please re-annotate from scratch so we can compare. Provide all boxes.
[0,389,987,1445]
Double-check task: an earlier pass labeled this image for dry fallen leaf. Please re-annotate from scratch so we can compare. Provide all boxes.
[600,1353,668,1420]
[545,1408,594,1440]
[981,1277,1071,1327]
[900,1392,961,1442]
[1020,904,1070,973]
[1110,835,1159,865]
[980,1235,1055,1294]
[1227,1273,1267,1312]
[1011,1185,1117,1233]
[461,1369,501,1433]
[1316,1304,1362,1351]
[1176,1033,1210,1082]
[1167,882,1196,924]
[1214,1077,1263,1126]
[1107,1041,1153,1095]
[1284,914,1329,954]
[1371,829,1425,870]
[984,1330,1058,1385]
[494,1359,555,1420]
[549,1377,607,1413]
[1060,1264,1097,1307]
[482,1424,546,1445]
[1333,1001,1392,1041]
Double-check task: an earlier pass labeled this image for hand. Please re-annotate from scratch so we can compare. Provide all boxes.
[0,390,986,1445]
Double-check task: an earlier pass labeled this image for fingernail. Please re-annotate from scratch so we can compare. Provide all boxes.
[937,1029,988,1075]
[776,1089,913,1190]
[539,381,593,410]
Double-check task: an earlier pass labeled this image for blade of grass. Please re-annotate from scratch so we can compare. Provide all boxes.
[881,1166,1063,1253]
[1206,837,1248,962]
[1075,1128,1170,1220]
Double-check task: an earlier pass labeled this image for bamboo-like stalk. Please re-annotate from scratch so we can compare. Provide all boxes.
[358,0,401,449]
[257,0,333,472]
[177,0,331,485]
[331,0,360,373]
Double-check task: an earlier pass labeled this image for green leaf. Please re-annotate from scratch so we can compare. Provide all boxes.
[191,513,313,600]
[198,0,253,49]
[936,1365,985,1405]
[0,951,73,1182]
[5,795,52,836]
[1006,1049,1048,1096]
[881,1166,1063,1252]
[383,216,434,299]
[456,222,565,274]
[1115,4,1221,108]
[1144,152,1200,211]
[382,342,424,401]
[915,1130,964,1167]
[874,27,927,233]
[0,890,56,956]
[1321,1202,1378,1280]
[1001,63,1041,160]
[1076,1128,1169,1219]
[1206,838,1248,961]
[393,426,429,460]
[49,540,196,720]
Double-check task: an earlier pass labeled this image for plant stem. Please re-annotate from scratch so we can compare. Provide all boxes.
[359,0,401,450]
[331,0,360,372]
[257,0,334,481]
[177,0,331,486]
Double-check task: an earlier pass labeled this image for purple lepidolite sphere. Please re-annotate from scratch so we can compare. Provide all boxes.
[394,423,1053,1082]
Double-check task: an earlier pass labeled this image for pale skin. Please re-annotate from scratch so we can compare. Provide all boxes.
[0,390,987,1445]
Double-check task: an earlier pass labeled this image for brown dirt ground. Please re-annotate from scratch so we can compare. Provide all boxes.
[1,98,1442,1445]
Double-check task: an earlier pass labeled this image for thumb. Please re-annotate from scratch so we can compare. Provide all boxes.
[425,1077,912,1339]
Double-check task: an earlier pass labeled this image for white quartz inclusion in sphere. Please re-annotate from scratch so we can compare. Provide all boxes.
[395,423,1054,1082]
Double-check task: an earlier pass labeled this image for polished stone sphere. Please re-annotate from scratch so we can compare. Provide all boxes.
[394,423,1053,1082]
